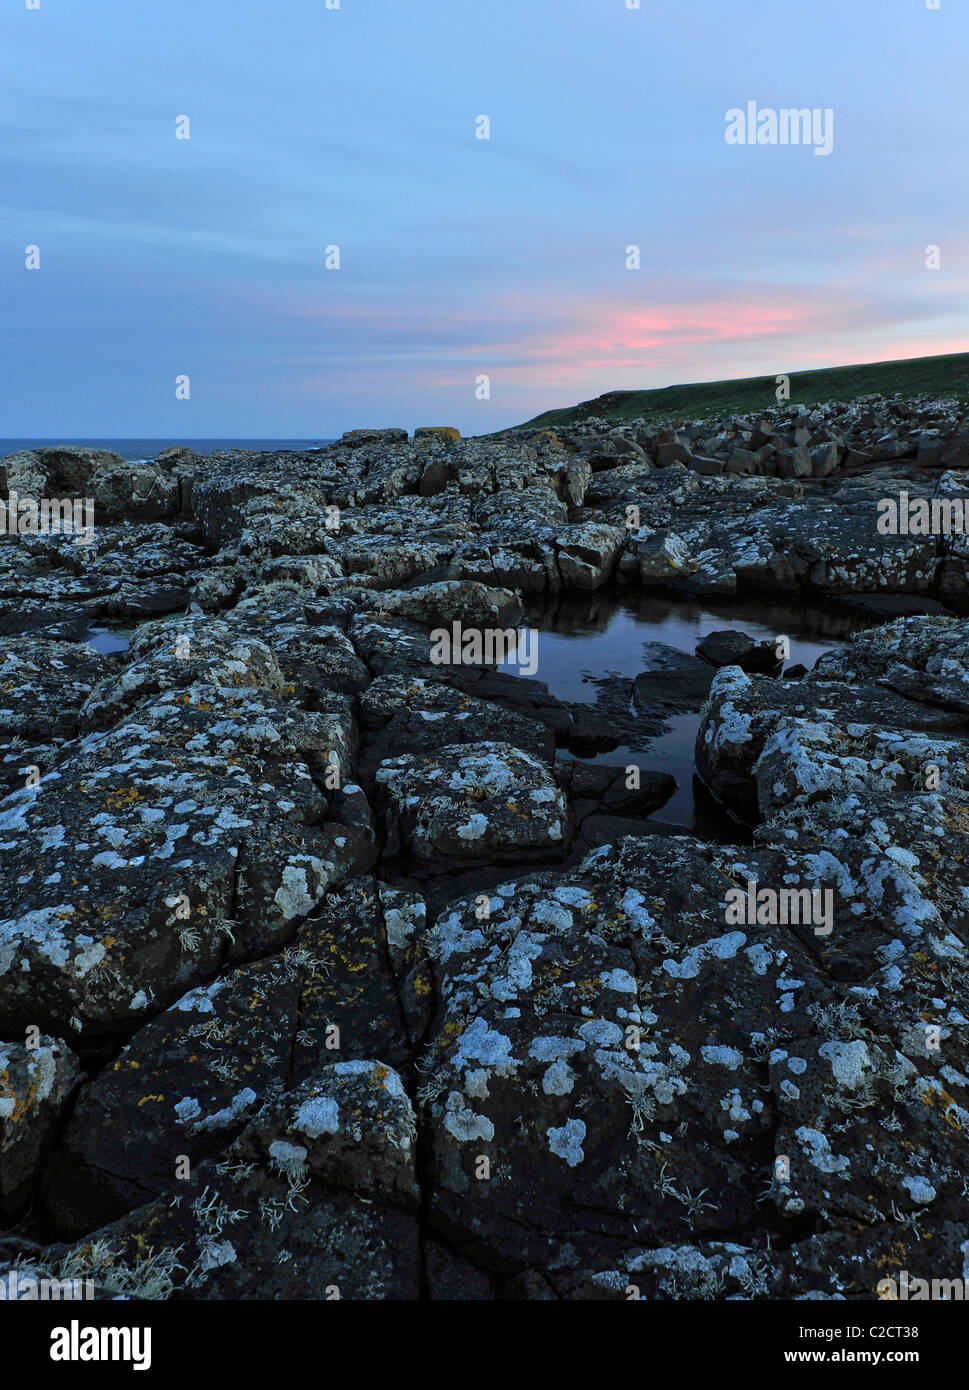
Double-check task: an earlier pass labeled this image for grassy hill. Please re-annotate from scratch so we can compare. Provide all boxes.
[517,352,969,430]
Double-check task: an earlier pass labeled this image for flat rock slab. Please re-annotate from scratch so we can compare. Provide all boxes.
[359,675,555,784]
[633,642,716,711]
[838,593,955,619]
[0,652,370,1042]
[376,740,568,872]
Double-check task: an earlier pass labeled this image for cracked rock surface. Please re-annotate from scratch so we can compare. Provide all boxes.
[2,406,969,1300]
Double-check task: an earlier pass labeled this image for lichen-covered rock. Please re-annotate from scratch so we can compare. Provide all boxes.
[78,616,287,731]
[610,464,960,602]
[287,878,413,1085]
[349,611,573,737]
[377,882,434,1049]
[40,1156,421,1300]
[369,580,522,629]
[359,674,555,783]
[7,396,969,1300]
[235,1061,419,1207]
[415,426,461,442]
[695,657,966,822]
[414,825,969,1291]
[0,631,372,1041]
[376,741,568,871]
[418,835,824,1270]
[40,954,304,1236]
[0,638,108,795]
[41,877,422,1239]
[0,1036,80,1220]
[0,523,198,638]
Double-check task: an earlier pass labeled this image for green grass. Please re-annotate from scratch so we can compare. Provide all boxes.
[514,352,969,431]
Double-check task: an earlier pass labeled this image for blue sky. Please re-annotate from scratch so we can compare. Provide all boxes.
[2,0,967,437]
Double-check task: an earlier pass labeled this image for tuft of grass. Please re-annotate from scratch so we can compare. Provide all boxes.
[59,1238,185,1300]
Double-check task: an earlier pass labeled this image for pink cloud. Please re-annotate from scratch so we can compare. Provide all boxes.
[228,271,969,421]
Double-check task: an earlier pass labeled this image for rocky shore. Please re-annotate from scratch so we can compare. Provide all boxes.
[2,393,968,1300]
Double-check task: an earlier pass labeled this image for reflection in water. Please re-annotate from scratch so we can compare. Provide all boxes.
[517,590,874,700]
[502,588,877,834]
[559,711,706,829]
[86,626,132,655]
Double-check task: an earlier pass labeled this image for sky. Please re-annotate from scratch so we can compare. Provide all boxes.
[2,0,968,438]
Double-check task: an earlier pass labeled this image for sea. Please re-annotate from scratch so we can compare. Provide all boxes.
[0,439,335,462]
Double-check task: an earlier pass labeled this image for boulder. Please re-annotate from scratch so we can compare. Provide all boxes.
[415,427,461,443]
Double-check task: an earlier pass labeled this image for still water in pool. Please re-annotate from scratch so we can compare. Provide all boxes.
[83,594,877,836]
[502,589,876,833]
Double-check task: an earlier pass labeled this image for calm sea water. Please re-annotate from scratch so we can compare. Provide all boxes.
[1,439,335,462]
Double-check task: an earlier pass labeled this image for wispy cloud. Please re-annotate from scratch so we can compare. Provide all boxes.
[2,0,967,435]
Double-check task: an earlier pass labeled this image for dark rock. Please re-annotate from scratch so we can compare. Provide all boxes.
[341,428,409,448]
[696,629,781,673]
[1,1037,80,1222]
[633,642,716,710]
[838,593,955,619]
